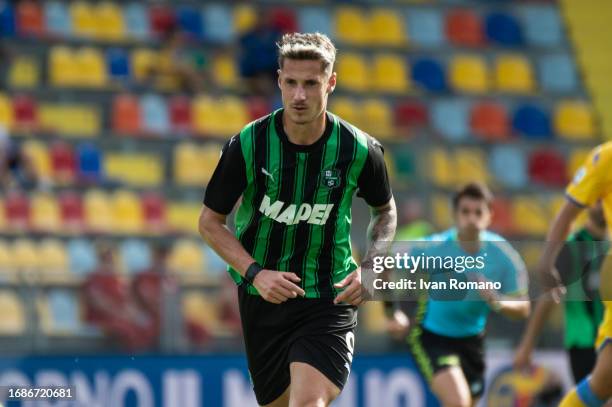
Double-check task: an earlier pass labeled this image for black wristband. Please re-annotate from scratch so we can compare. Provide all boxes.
[244,262,263,284]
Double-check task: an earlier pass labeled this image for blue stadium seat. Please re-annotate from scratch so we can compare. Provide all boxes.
[412,58,447,92]
[407,9,444,48]
[0,1,15,37]
[485,12,523,46]
[119,239,152,274]
[44,1,71,37]
[489,145,528,188]
[539,54,577,93]
[107,48,130,80]
[522,6,562,47]
[432,99,469,141]
[76,143,102,182]
[177,5,203,40]
[203,4,233,44]
[299,7,332,38]
[48,290,81,333]
[68,239,97,276]
[203,245,225,279]
[512,103,552,139]
[124,3,150,40]
[140,94,169,134]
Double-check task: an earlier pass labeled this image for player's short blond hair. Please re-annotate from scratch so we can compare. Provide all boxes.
[277,32,337,74]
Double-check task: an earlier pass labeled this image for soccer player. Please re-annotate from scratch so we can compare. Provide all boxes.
[514,202,608,383]
[386,183,530,407]
[536,142,612,407]
[199,32,397,407]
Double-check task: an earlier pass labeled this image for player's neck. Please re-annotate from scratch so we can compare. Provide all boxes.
[456,230,481,254]
[282,110,327,146]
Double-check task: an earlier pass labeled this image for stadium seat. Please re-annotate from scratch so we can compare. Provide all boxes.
[522,6,562,47]
[270,7,298,34]
[330,98,360,127]
[182,292,219,331]
[16,0,44,37]
[489,145,527,188]
[539,54,577,93]
[200,144,225,184]
[174,143,206,186]
[247,97,270,122]
[391,145,416,179]
[450,55,489,93]
[362,99,394,139]
[192,95,216,136]
[38,239,69,282]
[141,192,166,232]
[83,189,113,233]
[50,141,76,184]
[0,1,16,37]
[177,5,203,39]
[513,104,552,139]
[107,48,131,81]
[149,4,175,38]
[429,149,454,187]
[490,198,514,235]
[372,54,409,93]
[96,1,125,41]
[67,238,97,276]
[336,53,369,92]
[568,149,591,180]
[446,9,484,47]
[394,100,429,134]
[0,292,25,334]
[370,9,406,46]
[76,47,107,88]
[211,54,238,89]
[203,4,233,44]
[45,290,81,333]
[168,96,192,134]
[432,99,469,141]
[407,9,444,48]
[5,190,30,231]
[77,143,103,183]
[111,190,144,235]
[119,239,152,274]
[0,93,13,129]
[218,97,249,136]
[131,48,157,83]
[455,149,489,185]
[168,240,205,282]
[233,4,257,34]
[59,192,84,232]
[470,102,509,139]
[70,1,96,38]
[485,12,523,46]
[8,56,39,88]
[495,55,534,93]
[432,194,453,229]
[512,197,548,236]
[0,241,15,280]
[335,7,369,45]
[104,153,163,187]
[412,57,447,92]
[31,192,60,232]
[44,1,71,37]
[12,94,37,129]
[298,7,331,38]
[49,46,78,87]
[167,202,201,235]
[554,101,596,140]
[528,149,567,187]
[112,94,140,134]
[12,238,39,271]
[140,94,169,135]
[22,140,51,180]
[123,3,149,40]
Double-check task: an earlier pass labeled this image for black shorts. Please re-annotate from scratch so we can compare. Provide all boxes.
[238,284,358,405]
[408,326,486,398]
[568,346,597,383]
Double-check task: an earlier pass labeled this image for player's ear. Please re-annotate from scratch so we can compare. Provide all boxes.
[277,69,282,89]
[327,71,337,93]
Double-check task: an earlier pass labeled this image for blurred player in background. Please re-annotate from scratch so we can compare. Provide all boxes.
[537,142,612,407]
[514,202,608,383]
[386,183,530,407]
[199,32,397,407]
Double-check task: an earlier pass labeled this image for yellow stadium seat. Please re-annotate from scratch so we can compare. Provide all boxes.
[495,55,534,93]
[200,143,225,184]
[38,239,70,283]
[104,153,163,187]
[49,46,78,87]
[370,9,406,46]
[31,192,60,233]
[168,240,207,283]
[454,149,489,185]
[336,53,369,92]
[568,149,591,180]
[362,99,394,139]
[0,292,26,334]
[182,292,220,331]
[330,97,360,126]
[555,101,596,139]
[167,202,201,235]
[450,55,489,93]
[96,2,125,41]
[512,197,548,236]
[219,97,249,136]
[212,54,238,89]
[234,5,257,34]
[0,93,12,129]
[84,189,113,233]
[8,56,39,88]
[174,143,204,186]
[0,240,17,282]
[38,104,100,137]
[70,1,97,38]
[111,190,143,234]
[429,149,454,187]
[132,49,158,82]
[372,54,410,93]
[335,7,369,45]
[12,239,40,272]
[362,301,387,333]
[192,95,218,135]
[432,194,453,229]
[76,48,107,88]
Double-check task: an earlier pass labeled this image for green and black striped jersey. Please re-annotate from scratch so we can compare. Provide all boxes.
[204,109,393,298]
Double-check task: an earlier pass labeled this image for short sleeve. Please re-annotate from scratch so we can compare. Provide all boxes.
[566,145,610,207]
[357,138,393,207]
[203,135,247,215]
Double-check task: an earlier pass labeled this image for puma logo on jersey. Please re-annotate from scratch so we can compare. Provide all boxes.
[261,167,275,182]
[259,195,334,225]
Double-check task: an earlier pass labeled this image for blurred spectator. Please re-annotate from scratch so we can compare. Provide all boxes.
[82,242,156,352]
[0,127,39,189]
[239,14,281,96]
[395,198,434,240]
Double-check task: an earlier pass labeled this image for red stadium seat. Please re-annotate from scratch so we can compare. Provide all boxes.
[112,94,140,134]
[59,191,84,232]
[142,192,166,232]
[470,102,509,139]
[247,97,270,121]
[446,10,484,47]
[5,190,30,231]
[12,94,37,130]
[50,142,76,184]
[168,96,192,134]
[394,101,428,135]
[490,198,514,235]
[16,0,44,36]
[270,8,298,34]
[528,150,567,187]
[149,5,175,38]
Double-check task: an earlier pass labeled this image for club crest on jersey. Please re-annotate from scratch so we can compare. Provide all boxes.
[321,169,340,188]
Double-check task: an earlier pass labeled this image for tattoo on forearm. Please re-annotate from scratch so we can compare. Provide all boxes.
[362,201,397,267]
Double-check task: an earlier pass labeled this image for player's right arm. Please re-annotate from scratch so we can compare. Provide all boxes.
[199,135,304,304]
